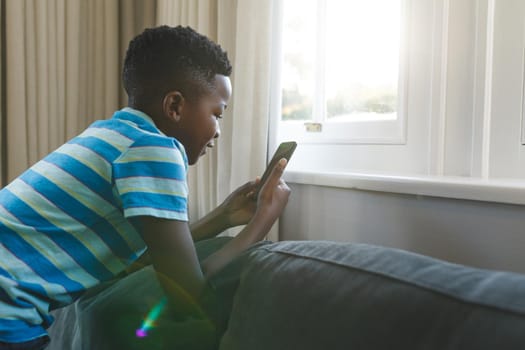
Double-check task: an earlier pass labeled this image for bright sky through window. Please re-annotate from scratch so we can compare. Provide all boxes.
[281,0,401,122]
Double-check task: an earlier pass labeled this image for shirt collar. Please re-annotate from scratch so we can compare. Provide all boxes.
[115,107,166,136]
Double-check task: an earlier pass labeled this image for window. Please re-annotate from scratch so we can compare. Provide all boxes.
[277,0,407,145]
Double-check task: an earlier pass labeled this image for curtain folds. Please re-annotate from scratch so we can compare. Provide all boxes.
[156,0,217,38]
[4,0,155,180]
[220,0,280,240]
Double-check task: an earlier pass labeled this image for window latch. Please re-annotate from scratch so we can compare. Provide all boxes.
[304,122,322,133]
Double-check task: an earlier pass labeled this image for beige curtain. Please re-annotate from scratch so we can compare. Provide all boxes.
[219,0,281,240]
[4,0,155,181]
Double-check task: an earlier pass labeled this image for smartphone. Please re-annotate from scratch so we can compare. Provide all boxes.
[255,141,297,196]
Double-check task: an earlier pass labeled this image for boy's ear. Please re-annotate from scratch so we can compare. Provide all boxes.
[162,91,185,122]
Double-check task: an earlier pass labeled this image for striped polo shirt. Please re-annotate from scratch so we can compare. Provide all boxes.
[0,107,189,342]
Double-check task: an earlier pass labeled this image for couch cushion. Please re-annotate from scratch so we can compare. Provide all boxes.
[219,241,525,350]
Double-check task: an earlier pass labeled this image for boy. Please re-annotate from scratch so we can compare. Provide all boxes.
[0,25,290,349]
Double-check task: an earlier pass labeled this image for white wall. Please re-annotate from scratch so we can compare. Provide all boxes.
[280,183,525,274]
[490,0,525,178]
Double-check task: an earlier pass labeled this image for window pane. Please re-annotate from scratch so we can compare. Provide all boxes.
[281,0,316,121]
[325,0,401,121]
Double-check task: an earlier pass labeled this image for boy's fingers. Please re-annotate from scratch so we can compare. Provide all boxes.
[236,178,259,194]
[260,158,287,194]
[243,180,257,191]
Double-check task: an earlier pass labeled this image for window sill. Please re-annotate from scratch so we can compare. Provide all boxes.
[284,170,525,206]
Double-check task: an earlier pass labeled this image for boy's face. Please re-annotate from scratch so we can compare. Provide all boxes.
[168,74,232,165]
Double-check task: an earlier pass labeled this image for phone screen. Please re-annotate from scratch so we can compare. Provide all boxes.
[256,141,297,195]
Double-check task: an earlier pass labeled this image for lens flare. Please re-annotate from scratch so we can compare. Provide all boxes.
[135,329,147,338]
[136,297,167,338]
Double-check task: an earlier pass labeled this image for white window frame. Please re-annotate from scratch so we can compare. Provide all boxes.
[273,0,410,146]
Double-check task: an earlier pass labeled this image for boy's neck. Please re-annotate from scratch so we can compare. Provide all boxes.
[128,100,160,121]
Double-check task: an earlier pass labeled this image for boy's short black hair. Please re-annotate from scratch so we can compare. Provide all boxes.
[123,25,232,104]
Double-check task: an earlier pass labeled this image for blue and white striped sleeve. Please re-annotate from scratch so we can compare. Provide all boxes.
[113,137,189,221]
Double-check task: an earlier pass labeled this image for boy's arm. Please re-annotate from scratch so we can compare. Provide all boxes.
[128,180,259,273]
[132,159,290,316]
[189,180,259,242]
[189,206,229,242]
[134,216,207,302]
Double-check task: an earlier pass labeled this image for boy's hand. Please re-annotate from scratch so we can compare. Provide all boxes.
[201,159,291,278]
[220,179,260,227]
[251,158,291,236]
[196,158,290,243]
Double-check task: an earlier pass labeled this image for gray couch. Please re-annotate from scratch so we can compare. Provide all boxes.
[48,238,525,349]
[220,240,525,349]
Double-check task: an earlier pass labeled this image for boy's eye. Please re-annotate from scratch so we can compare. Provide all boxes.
[215,114,223,119]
